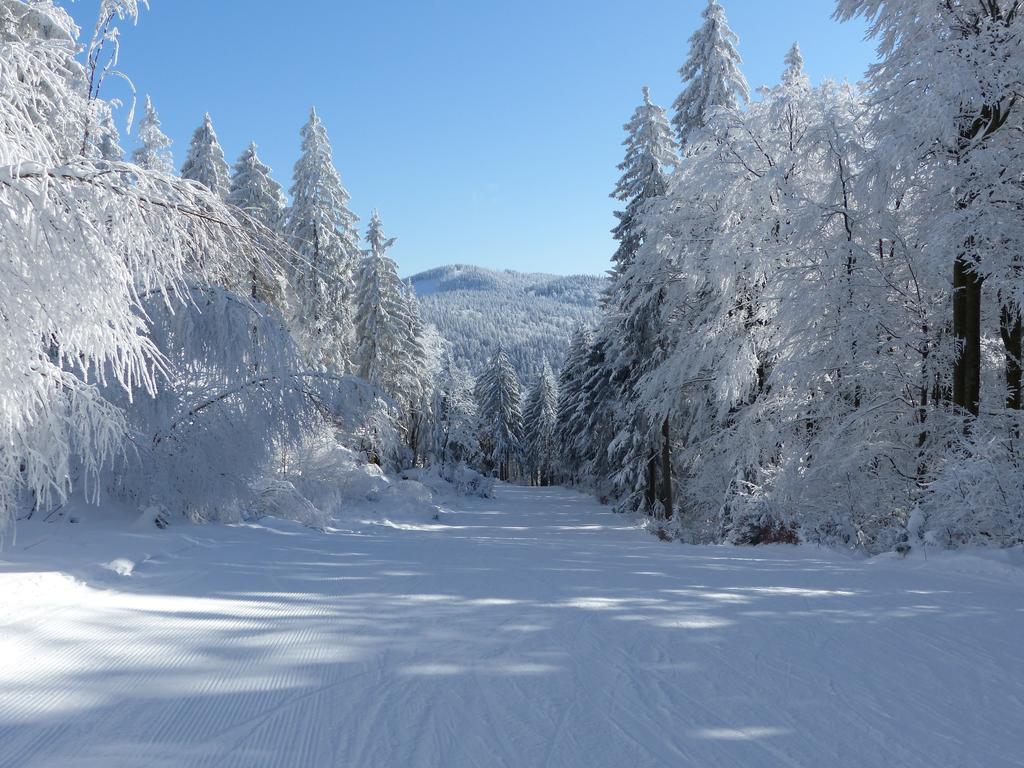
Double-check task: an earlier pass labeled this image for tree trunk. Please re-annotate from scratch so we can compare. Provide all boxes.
[660,418,673,520]
[952,254,983,417]
[645,447,658,514]
[1001,306,1022,412]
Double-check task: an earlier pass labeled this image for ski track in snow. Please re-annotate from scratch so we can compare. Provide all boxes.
[1,485,1023,767]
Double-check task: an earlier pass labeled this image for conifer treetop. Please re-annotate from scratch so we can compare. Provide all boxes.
[181,112,230,199]
[782,42,809,88]
[132,94,173,173]
[227,141,285,228]
[672,0,750,145]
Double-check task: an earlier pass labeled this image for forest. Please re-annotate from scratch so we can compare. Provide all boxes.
[2,0,1022,556]
[3,2,1023,767]
[558,0,1024,552]
[409,265,605,382]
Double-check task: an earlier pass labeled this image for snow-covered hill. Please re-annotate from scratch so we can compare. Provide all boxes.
[408,265,606,383]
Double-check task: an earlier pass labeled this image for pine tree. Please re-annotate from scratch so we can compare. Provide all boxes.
[430,355,480,468]
[227,142,285,228]
[523,360,560,486]
[399,279,435,464]
[672,0,749,146]
[353,211,419,402]
[132,95,173,173]
[226,142,287,303]
[611,86,678,272]
[281,108,360,372]
[97,111,123,161]
[476,347,524,481]
[603,89,679,512]
[556,326,594,483]
[781,42,809,89]
[180,113,230,199]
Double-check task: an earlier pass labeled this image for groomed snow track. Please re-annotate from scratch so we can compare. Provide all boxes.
[2,485,1022,767]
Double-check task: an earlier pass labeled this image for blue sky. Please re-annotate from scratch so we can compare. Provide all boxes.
[68,1,875,277]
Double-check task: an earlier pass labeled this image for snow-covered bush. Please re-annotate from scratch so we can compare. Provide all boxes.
[920,426,1024,548]
[251,479,328,531]
[428,463,495,499]
[274,430,388,518]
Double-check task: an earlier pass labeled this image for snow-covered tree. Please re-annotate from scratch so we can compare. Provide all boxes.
[611,86,678,272]
[602,41,950,546]
[672,0,749,146]
[281,108,360,372]
[400,282,440,465]
[835,0,1024,547]
[556,326,595,483]
[78,0,146,158]
[0,0,279,533]
[354,212,419,398]
[522,360,560,486]
[476,347,524,481]
[835,0,1024,420]
[781,42,809,89]
[180,112,230,199]
[102,285,311,522]
[597,2,751,516]
[227,142,284,228]
[226,142,288,304]
[601,86,680,512]
[430,354,480,468]
[96,111,124,161]
[132,94,173,173]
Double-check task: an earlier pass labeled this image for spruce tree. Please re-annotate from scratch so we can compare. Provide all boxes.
[611,86,678,272]
[476,347,524,481]
[353,211,419,403]
[430,355,480,468]
[399,279,434,464]
[132,95,173,173]
[226,142,287,303]
[600,87,679,511]
[523,360,560,486]
[781,42,809,89]
[281,108,360,372]
[556,326,594,483]
[97,112,123,161]
[180,113,230,199]
[227,142,285,229]
[672,0,749,146]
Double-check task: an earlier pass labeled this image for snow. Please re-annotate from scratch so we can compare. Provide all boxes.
[2,485,1023,767]
[102,558,135,576]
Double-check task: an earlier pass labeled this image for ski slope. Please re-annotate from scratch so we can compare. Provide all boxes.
[2,485,1023,767]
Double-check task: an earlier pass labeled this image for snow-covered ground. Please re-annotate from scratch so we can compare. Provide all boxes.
[2,485,1023,768]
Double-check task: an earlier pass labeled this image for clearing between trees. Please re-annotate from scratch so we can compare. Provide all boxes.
[2,485,1021,768]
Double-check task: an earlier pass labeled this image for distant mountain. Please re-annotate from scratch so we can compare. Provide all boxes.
[408,265,606,384]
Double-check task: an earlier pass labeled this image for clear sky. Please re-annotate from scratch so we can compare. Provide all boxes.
[67,1,875,277]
